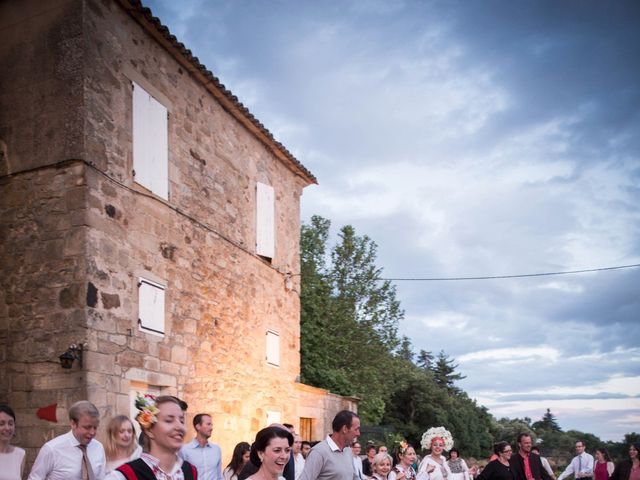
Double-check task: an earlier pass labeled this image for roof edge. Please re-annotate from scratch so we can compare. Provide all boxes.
[115,0,318,185]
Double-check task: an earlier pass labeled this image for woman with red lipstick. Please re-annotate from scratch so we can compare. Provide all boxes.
[418,427,455,480]
[105,395,197,480]
[247,426,293,480]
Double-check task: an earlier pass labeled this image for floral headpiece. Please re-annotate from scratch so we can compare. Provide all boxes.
[398,441,410,455]
[420,427,454,452]
[135,394,160,429]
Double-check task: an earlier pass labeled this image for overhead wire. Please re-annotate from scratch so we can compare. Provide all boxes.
[381,263,640,281]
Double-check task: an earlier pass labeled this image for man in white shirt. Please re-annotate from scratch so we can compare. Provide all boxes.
[558,441,594,480]
[28,400,106,480]
[293,434,306,480]
[352,442,363,480]
[180,413,223,480]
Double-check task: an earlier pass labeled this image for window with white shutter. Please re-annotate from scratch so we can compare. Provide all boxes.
[256,182,275,259]
[138,277,165,335]
[132,81,168,200]
[266,330,280,366]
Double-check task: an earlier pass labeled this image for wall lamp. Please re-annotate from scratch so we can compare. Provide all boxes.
[59,343,85,369]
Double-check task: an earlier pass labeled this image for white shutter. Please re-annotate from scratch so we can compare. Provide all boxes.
[138,277,165,335]
[256,182,275,258]
[266,411,281,426]
[266,330,280,366]
[133,82,168,200]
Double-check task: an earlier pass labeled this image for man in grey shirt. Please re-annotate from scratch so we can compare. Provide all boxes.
[300,411,361,480]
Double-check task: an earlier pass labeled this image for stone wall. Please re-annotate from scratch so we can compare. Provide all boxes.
[296,383,359,441]
[0,0,352,470]
[81,0,307,458]
[0,0,92,461]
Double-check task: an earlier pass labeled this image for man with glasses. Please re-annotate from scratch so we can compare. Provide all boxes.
[558,441,594,480]
[510,434,553,480]
[352,442,363,480]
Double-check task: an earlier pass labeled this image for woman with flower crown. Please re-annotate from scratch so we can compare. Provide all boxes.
[417,427,454,480]
[392,442,418,480]
[105,395,198,480]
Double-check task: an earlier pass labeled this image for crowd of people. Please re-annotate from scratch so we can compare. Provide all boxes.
[0,401,638,480]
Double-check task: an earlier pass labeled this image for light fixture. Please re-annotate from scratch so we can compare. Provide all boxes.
[59,343,85,369]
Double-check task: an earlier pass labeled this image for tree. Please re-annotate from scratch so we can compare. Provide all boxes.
[397,336,414,362]
[433,350,466,391]
[299,216,404,423]
[532,409,561,432]
[417,349,435,371]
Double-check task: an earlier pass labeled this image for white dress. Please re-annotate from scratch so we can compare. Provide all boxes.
[447,459,470,480]
[0,447,26,480]
[417,455,453,480]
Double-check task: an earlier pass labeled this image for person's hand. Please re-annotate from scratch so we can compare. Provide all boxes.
[427,465,436,474]
[396,472,406,480]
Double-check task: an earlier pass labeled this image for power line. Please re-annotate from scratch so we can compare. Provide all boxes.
[381,263,640,281]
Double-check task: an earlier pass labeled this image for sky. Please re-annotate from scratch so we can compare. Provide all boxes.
[144,0,640,441]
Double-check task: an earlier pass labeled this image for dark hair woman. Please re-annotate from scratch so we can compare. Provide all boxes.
[224,442,252,480]
[448,448,471,480]
[594,447,614,480]
[476,442,515,480]
[247,426,293,480]
[611,444,640,480]
[0,405,25,480]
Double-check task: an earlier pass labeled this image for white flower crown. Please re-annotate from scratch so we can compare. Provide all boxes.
[420,426,454,452]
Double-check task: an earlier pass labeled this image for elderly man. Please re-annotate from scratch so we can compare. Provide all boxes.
[558,441,594,480]
[300,410,360,480]
[29,401,106,480]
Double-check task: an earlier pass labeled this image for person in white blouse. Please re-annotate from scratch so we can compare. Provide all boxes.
[447,449,470,480]
[28,401,106,480]
[104,416,142,472]
[558,441,594,480]
[417,428,454,480]
[531,447,556,480]
[0,404,25,480]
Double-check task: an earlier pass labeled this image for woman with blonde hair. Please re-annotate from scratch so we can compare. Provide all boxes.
[104,415,142,472]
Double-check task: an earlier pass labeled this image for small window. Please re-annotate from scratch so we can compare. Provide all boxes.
[138,278,165,335]
[266,330,280,366]
[256,182,275,259]
[266,410,281,426]
[132,81,168,200]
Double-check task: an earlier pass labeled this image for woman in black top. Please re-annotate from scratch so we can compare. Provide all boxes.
[611,443,640,480]
[477,442,515,480]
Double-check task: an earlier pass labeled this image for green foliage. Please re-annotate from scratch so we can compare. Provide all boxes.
[299,215,636,462]
[532,408,562,432]
[299,216,403,423]
[300,216,495,456]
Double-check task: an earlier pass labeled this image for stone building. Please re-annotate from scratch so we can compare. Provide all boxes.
[0,0,357,467]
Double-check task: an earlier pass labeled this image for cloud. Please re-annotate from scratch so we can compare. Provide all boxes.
[144,0,640,441]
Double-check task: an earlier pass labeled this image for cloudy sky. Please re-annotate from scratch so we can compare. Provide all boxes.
[144,0,640,441]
